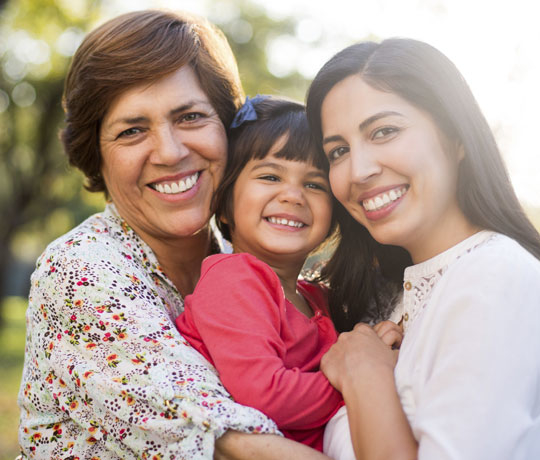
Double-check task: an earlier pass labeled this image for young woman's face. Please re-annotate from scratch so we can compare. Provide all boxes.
[321,75,467,262]
[99,66,227,245]
[229,138,333,269]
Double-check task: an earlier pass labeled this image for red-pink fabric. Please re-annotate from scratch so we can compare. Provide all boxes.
[176,253,343,451]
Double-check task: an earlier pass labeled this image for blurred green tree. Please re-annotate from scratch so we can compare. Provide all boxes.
[0,0,105,318]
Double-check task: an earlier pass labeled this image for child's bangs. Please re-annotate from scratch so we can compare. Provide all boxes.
[256,112,329,173]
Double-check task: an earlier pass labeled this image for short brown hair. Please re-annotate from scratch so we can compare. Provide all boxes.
[61,9,244,193]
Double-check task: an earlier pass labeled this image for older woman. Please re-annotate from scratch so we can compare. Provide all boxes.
[18,10,330,460]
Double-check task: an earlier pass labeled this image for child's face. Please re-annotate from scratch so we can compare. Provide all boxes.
[229,138,333,269]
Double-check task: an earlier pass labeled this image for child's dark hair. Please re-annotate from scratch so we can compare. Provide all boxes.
[215,95,336,242]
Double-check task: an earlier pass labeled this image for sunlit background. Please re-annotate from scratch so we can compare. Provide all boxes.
[1,0,539,457]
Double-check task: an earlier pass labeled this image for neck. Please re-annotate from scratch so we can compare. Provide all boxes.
[146,226,214,297]
[408,209,482,264]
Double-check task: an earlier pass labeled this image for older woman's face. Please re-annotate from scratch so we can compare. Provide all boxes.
[99,66,227,244]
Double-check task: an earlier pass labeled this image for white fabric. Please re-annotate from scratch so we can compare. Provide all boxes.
[324,405,356,460]
[325,231,540,460]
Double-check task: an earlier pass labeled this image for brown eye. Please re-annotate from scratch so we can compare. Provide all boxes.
[372,126,399,140]
[327,146,349,162]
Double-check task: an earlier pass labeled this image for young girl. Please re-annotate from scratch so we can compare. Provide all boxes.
[176,96,336,451]
[176,95,402,452]
[306,38,540,460]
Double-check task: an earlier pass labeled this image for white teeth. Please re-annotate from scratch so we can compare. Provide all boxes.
[363,187,407,212]
[153,172,199,195]
[267,216,305,228]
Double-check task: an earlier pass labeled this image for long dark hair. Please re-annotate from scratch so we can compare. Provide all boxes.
[306,38,540,332]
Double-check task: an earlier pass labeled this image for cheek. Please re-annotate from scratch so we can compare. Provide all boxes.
[329,165,348,202]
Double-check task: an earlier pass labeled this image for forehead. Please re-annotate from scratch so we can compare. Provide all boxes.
[321,75,413,128]
[249,150,327,174]
[103,66,208,121]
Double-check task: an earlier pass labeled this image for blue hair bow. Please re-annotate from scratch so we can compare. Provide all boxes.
[230,95,269,128]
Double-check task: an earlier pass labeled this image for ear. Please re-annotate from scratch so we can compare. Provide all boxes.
[219,213,228,225]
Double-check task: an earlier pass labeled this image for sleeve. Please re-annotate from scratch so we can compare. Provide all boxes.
[24,245,279,459]
[184,254,343,431]
[411,248,540,460]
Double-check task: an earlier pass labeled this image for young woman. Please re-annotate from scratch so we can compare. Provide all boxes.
[306,38,540,460]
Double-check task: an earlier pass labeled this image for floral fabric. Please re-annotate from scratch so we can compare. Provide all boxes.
[17,203,278,460]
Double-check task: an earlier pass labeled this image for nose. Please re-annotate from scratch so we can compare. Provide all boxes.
[150,125,190,165]
[350,146,382,184]
[278,183,306,206]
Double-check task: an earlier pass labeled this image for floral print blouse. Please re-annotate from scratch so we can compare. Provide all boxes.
[17,203,278,460]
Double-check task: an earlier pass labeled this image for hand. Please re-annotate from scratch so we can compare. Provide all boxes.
[320,323,399,394]
[373,320,403,349]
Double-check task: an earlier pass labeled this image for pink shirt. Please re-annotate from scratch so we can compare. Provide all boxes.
[176,253,343,451]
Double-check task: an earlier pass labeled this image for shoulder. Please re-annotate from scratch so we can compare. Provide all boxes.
[449,233,540,286]
[431,233,540,324]
[32,207,148,287]
[297,279,329,311]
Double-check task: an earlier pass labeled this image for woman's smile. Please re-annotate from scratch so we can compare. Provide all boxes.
[359,185,409,215]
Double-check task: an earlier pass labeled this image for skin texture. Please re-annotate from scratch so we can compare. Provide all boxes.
[215,432,333,460]
[320,75,477,264]
[99,66,227,295]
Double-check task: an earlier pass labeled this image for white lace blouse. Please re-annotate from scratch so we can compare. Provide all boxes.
[391,231,540,459]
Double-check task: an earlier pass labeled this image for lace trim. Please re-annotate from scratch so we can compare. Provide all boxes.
[399,231,497,333]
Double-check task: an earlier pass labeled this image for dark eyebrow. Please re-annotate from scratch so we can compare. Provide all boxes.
[322,110,404,145]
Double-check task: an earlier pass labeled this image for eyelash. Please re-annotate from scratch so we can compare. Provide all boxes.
[326,125,400,161]
[117,127,143,139]
[258,175,327,192]
[180,112,204,123]
[371,126,399,140]
[327,146,349,163]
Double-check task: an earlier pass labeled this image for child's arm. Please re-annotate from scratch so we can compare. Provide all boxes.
[321,323,417,460]
[180,254,342,431]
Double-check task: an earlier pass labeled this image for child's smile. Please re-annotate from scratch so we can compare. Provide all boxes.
[229,141,332,270]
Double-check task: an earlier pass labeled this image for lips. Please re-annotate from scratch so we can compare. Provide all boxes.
[362,185,408,212]
[149,172,200,195]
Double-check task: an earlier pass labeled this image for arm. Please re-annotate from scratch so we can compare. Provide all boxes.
[321,323,417,460]
[19,244,278,459]
[215,431,332,460]
[183,254,342,430]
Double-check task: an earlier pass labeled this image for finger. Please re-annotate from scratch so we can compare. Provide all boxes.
[353,322,373,334]
[378,329,403,349]
[373,320,400,336]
